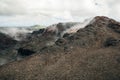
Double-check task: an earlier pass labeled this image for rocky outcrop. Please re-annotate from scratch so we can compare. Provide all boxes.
[104,37,120,47]
[17,48,36,57]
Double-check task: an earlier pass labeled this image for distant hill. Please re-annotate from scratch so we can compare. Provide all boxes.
[30,25,46,30]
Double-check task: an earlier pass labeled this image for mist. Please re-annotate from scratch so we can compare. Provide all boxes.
[0,27,33,41]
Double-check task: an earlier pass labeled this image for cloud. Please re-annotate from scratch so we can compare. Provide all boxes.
[0,0,27,15]
[0,0,120,26]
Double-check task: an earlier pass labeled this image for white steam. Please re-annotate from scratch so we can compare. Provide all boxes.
[0,17,93,41]
[43,18,93,42]
[65,18,93,33]
[0,27,33,41]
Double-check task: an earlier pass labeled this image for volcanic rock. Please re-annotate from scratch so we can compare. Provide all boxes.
[0,16,120,80]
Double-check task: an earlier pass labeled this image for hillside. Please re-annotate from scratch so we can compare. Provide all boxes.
[0,16,120,80]
[0,32,18,65]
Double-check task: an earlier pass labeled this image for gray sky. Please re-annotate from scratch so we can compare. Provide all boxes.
[0,0,120,26]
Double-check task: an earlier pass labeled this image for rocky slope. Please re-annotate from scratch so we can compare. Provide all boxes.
[0,22,82,65]
[0,32,18,65]
[0,16,120,80]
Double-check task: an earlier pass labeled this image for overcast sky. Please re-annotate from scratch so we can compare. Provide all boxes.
[0,0,120,27]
